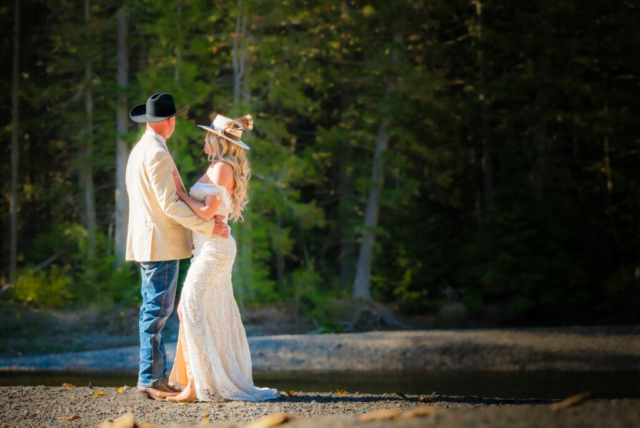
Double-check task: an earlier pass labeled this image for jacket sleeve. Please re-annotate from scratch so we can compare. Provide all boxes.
[145,148,215,236]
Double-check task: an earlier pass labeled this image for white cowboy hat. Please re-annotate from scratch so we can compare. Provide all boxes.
[197,114,253,150]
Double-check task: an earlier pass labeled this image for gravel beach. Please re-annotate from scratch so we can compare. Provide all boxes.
[2,327,639,427]
[0,386,638,428]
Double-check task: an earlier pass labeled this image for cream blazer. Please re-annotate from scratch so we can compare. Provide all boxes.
[125,133,215,262]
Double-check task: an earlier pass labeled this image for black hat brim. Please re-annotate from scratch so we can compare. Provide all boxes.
[129,104,190,123]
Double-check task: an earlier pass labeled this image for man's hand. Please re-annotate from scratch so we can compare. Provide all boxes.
[212,215,230,239]
[177,301,183,323]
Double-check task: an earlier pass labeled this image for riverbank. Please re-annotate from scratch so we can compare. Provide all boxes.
[0,386,638,428]
[1,326,639,372]
[0,302,318,358]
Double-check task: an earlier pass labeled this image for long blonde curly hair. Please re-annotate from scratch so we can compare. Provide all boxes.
[204,132,250,222]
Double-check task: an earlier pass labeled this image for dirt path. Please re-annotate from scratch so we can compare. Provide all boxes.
[0,387,637,428]
[1,326,639,372]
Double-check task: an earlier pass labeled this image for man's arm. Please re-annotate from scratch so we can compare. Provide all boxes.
[146,149,218,236]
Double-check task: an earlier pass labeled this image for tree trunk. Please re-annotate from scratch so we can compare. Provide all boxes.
[174,0,181,82]
[9,0,20,284]
[83,0,96,260]
[115,7,129,268]
[476,0,493,210]
[532,0,550,201]
[231,0,250,312]
[636,194,640,301]
[352,31,402,300]
[603,135,612,195]
[603,133,622,265]
[232,216,252,314]
[232,0,246,110]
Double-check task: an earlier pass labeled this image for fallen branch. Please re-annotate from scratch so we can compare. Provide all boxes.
[34,251,65,272]
[550,391,592,410]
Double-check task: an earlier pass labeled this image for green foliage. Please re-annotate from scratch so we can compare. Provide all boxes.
[2,0,639,326]
[80,256,140,306]
[15,222,139,309]
[290,266,345,333]
[14,265,73,309]
[464,203,587,319]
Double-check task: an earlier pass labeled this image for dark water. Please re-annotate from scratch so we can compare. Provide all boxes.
[1,370,638,399]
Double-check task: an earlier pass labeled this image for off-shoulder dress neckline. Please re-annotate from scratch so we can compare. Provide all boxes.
[193,180,233,198]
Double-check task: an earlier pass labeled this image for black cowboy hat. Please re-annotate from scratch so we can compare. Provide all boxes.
[129,93,189,123]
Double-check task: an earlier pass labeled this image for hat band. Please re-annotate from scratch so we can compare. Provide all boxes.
[208,117,250,144]
[213,122,244,142]
[222,130,242,142]
[210,123,242,142]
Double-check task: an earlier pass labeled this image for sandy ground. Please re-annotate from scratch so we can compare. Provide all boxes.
[0,387,638,428]
[1,326,639,372]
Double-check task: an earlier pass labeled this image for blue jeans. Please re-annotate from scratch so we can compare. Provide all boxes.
[138,260,179,388]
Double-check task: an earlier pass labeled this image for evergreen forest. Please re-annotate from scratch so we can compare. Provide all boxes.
[1,0,639,330]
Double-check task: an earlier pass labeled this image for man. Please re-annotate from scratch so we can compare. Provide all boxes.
[125,93,230,400]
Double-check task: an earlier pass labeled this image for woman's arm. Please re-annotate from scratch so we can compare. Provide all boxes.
[177,190,223,222]
[172,165,234,222]
[172,168,223,221]
[145,150,215,237]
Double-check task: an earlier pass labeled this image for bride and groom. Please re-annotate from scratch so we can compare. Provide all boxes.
[125,93,279,403]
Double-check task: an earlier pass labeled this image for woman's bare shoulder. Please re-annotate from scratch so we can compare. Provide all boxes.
[206,162,234,189]
[209,161,233,174]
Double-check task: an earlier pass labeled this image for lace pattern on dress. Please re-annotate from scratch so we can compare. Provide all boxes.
[188,181,231,206]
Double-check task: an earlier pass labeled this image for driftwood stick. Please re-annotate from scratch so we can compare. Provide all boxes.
[34,251,65,272]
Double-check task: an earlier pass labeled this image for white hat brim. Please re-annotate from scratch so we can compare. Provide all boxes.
[197,125,250,150]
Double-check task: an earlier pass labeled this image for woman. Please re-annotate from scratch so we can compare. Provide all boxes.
[167,114,279,403]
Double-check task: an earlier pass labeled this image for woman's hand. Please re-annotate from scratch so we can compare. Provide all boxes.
[177,300,183,323]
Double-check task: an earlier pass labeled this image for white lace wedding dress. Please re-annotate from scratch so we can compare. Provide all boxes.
[168,181,280,402]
